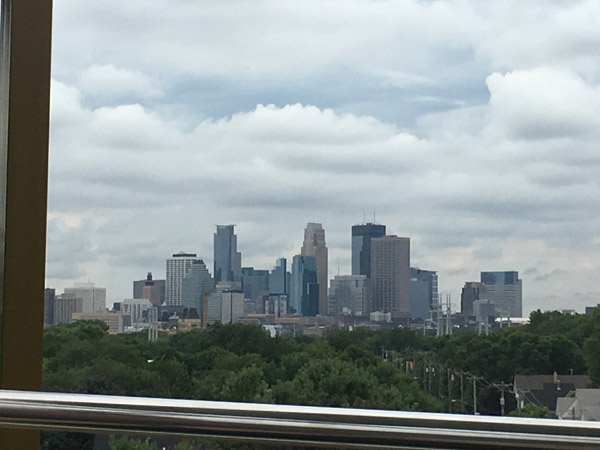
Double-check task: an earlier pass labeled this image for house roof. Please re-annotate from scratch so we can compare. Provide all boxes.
[514,375,591,391]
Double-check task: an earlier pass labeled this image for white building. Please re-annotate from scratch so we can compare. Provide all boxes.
[120,298,153,329]
[64,282,106,313]
[166,252,200,306]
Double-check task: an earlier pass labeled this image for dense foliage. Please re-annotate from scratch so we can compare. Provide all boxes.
[41,309,600,449]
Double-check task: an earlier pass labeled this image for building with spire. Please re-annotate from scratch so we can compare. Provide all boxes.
[300,223,328,315]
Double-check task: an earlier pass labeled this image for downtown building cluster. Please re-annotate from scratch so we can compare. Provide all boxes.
[44,222,526,336]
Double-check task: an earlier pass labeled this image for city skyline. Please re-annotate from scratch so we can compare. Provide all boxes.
[45,2,600,314]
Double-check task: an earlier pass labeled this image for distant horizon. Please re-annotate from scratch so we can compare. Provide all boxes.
[46,1,600,316]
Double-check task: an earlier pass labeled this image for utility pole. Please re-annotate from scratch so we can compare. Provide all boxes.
[448,368,452,413]
[474,376,478,415]
[493,381,513,416]
[500,381,506,416]
[460,371,464,413]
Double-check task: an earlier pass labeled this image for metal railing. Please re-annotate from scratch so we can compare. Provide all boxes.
[0,389,599,449]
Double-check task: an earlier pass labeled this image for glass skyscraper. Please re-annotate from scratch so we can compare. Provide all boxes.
[351,223,386,279]
[289,255,319,316]
[182,259,215,317]
[480,271,522,318]
[214,225,242,284]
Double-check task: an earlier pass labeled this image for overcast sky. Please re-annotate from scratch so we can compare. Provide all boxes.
[46,0,600,314]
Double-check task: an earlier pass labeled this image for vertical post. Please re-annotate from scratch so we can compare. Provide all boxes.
[500,381,506,416]
[460,371,464,413]
[473,376,477,415]
[447,368,452,413]
[0,0,53,448]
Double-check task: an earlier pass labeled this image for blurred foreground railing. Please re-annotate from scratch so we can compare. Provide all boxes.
[0,390,599,449]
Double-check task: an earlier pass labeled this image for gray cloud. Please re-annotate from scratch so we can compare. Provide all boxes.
[45,1,600,312]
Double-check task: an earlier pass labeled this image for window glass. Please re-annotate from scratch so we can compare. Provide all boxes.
[43,2,600,447]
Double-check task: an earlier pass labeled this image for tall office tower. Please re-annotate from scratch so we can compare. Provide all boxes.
[53,293,83,325]
[133,273,166,305]
[300,223,328,315]
[207,283,245,324]
[242,267,270,308]
[461,281,487,319]
[410,268,439,320]
[182,259,215,317]
[370,236,411,320]
[44,288,55,325]
[214,225,242,285]
[64,282,106,313]
[352,223,386,278]
[481,271,523,318]
[329,275,369,316]
[289,255,319,316]
[166,252,200,306]
[269,258,288,294]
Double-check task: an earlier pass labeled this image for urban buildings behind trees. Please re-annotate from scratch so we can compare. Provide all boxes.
[370,235,411,322]
[300,223,328,315]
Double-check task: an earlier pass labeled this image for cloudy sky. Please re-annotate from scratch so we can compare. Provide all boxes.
[46,0,600,314]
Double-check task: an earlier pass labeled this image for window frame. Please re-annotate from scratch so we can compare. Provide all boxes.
[0,0,53,448]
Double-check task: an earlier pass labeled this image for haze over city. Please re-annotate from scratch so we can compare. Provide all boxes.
[46,1,600,313]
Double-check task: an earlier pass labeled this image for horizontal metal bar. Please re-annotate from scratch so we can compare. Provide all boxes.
[0,390,599,449]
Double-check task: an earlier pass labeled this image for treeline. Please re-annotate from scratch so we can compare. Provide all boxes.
[41,309,600,449]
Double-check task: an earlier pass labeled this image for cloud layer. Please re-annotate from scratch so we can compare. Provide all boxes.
[46,1,600,313]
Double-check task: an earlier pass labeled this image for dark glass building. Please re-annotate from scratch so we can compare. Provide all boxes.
[410,268,438,320]
[269,258,288,294]
[351,223,386,278]
[214,225,242,284]
[290,255,319,316]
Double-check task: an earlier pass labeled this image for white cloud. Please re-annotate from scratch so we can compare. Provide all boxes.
[45,1,600,313]
[78,64,163,101]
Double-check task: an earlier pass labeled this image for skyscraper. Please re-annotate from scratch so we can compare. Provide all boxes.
[289,255,319,316]
[371,235,411,321]
[410,268,438,320]
[352,223,386,278]
[461,281,487,319]
[64,282,106,313]
[329,275,369,316]
[241,267,270,312]
[182,259,215,317]
[166,252,200,306]
[133,273,166,306]
[44,288,55,325]
[269,258,288,294]
[300,223,328,315]
[481,271,522,318]
[214,225,242,284]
